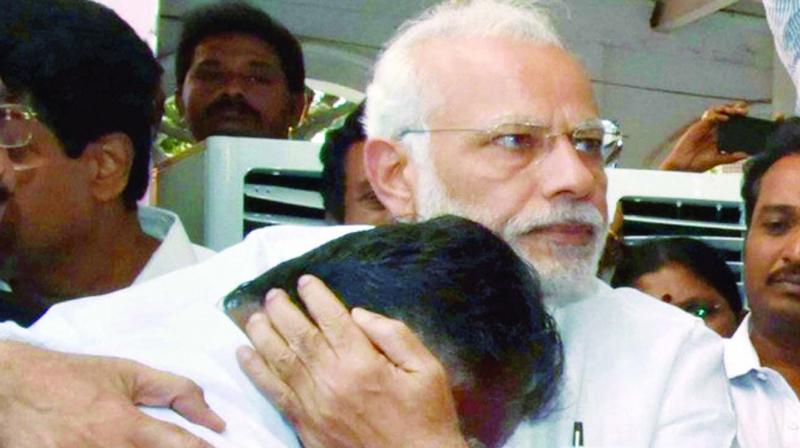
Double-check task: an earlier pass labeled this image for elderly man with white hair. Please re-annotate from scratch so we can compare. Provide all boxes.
[238,0,737,447]
[0,0,735,447]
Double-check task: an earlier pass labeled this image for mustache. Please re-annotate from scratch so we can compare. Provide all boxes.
[203,96,260,120]
[767,264,800,285]
[502,202,605,239]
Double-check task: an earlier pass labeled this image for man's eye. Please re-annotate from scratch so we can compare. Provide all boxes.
[245,75,272,84]
[194,70,223,82]
[763,220,790,235]
[491,133,539,150]
[574,137,603,154]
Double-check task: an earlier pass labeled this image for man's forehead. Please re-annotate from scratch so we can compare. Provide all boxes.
[755,155,800,210]
[193,33,278,62]
[414,37,598,127]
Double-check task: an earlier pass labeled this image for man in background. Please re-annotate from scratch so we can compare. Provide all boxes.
[175,1,306,142]
[0,0,212,323]
[319,102,390,225]
[727,121,800,447]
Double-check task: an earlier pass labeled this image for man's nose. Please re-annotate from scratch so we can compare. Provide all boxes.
[536,135,600,201]
[220,73,247,97]
[781,226,800,264]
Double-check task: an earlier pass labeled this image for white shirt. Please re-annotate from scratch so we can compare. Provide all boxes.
[3,225,734,447]
[0,225,367,445]
[764,0,800,113]
[136,206,215,284]
[506,283,736,448]
[725,315,800,448]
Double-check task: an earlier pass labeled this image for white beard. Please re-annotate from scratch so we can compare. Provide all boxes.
[414,155,606,302]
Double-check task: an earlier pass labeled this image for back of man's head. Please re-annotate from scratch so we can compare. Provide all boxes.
[223,215,562,446]
[176,1,305,95]
[0,0,160,207]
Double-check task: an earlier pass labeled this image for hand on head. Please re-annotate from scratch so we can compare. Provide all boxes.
[237,275,469,448]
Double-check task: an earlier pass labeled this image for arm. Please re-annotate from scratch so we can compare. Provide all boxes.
[651,323,736,448]
[764,0,800,113]
[659,103,749,172]
[237,275,468,448]
[0,340,225,447]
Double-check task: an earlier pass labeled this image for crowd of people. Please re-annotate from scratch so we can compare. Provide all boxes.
[0,0,799,447]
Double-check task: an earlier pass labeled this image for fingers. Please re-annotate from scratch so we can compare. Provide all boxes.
[129,414,215,448]
[295,275,374,354]
[235,346,301,421]
[351,307,439,373]
[702,102,748,122]
[717,151,749,163]
[124,360,226,432]
[262,288,337,369]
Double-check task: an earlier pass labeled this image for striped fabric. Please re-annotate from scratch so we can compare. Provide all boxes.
[764,0,800,113]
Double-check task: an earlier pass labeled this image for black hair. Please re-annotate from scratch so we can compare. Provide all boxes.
[176,1,305,94]
[0,0,160,208]
[742,119,800,228]
[223,215,562,427]
[319,102,367,222]
[611,237,743,314]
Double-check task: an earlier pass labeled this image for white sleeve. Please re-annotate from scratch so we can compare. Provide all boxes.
[764,0,800,113]
[652,322,736,448]
[0,320,45,346]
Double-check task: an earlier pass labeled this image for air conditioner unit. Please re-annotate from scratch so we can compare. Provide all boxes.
[155,136,325,251]
[606,168,745,281]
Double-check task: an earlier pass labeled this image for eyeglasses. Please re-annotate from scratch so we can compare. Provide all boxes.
[400,118,623,167]
[0,103,44,170]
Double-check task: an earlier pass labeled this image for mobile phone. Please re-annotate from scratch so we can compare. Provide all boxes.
[717,115,779,155]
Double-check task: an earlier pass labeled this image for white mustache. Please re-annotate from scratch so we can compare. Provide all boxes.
[502,202,605,242]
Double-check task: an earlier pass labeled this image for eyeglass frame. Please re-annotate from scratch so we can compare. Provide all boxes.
[0,103,37,147]
[398,117,624,167]
[0,103,45,171]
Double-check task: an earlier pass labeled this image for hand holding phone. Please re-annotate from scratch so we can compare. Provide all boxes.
[717,115,779,156]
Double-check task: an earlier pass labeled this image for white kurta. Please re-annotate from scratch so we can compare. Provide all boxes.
[506,282,736,448]
[2,224,734,447]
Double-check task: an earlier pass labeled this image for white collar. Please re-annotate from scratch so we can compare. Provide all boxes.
[724,314,762,379]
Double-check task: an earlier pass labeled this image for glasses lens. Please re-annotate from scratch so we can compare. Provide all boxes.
[490,123,547,151]
[572,119,623,166]
[0,105,34,148]
[0,104,42,170]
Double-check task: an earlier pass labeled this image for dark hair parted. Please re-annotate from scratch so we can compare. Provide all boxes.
[176,1,305,94]
[319,102,367,222]
[611,237,743,314]
[742,119,800,228]
[0,0,160,208]
[223,215,562,421]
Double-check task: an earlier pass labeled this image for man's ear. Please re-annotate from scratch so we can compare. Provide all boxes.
[82,133,133,203]
[363,138,417,221]
[288,91,307,132]
[175,88,186,117]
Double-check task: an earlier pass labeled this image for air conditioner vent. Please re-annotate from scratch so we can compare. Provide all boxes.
[619,197,745,281]
[242,169,326,236]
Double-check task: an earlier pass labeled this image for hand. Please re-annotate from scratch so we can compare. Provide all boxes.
[0,341,225,447]
[237,275,468,448]
[659,102,750,172]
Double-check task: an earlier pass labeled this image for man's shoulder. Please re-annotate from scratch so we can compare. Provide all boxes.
[572,282,713,338]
